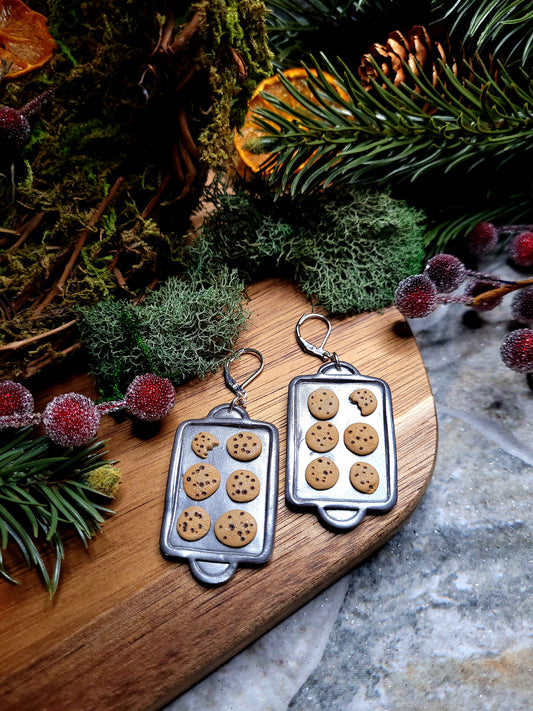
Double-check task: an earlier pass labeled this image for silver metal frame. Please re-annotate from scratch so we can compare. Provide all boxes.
[286,361,397,531]
[160,404,279,585]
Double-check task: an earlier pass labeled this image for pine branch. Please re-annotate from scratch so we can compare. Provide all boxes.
[430,0,533,68]
[0,428,117,596]
[250,55,533,198]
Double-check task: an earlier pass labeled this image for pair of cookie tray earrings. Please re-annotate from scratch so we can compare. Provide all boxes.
[160,313,397,585]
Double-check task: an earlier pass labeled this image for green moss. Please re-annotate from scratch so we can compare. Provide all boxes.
[0,0,271,379]
[187,179,426,315]
[79,268,249,398]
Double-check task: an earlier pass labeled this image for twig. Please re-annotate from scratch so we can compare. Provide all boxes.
[154,11,176,54]
[139,171,172,219]
[0,319,77,351]
[0,212,45,262]
[168,11,201,53]
[22,344,80,380]
[177,108,200,159]
[174,136,197,201]
[113,267,129,291]
[229,47,247,82]
[471,277,533,308]
[32,177,125,317]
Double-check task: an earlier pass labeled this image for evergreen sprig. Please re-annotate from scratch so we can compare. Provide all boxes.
[253,55,533,192]
[431,0,533,68]
[247,53,532,249]
[0,428,115,597]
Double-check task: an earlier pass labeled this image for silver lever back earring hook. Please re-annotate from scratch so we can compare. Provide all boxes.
[295,313,340,367]
[224,348,264,409]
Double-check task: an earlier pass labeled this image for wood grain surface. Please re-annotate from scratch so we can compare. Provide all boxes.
[0,278,437,711]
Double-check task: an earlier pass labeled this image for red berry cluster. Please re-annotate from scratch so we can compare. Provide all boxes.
[394,222,533,382]
[466,222,533,267]
[0,374,175,447]
[0,89,53,154]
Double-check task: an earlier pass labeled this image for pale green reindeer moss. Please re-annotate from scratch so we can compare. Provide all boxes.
[79,268,249,398]
[187,180,426,315]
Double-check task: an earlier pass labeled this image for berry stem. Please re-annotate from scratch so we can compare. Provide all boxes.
[465,269,515,286]
[498,224,533,234]
[20,88,54,118]
[470,277,533,309]
[96,400,126,415]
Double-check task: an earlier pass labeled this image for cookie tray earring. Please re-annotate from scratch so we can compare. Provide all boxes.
[286,314,397,532]
[160,348,279,585]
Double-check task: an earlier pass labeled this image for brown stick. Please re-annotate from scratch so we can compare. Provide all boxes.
[155,11,176,54]
[471,277,533,308]
[0,319,77,351]
[139,171,172,219]
[174,137,197,201]
[177,108,200,159]
[113,267,129,291]
[168,11,201,53]
[0,213,45,263]
[22,344,80,379]
[229,47,247,82]
[32,177,125,317]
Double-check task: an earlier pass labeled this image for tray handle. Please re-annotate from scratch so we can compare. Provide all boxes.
[317,506,366,531]
[189,558,238,585]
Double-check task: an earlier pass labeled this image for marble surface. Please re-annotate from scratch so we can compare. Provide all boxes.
[166,255,532,711]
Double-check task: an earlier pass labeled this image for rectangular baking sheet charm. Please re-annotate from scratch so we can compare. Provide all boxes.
[160,349,279,585]
[286,314,397,531]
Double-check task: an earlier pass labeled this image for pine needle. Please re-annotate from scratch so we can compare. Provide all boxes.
[0,428,117,596]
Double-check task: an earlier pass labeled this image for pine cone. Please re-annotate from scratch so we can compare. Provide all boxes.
[358,25,460,93]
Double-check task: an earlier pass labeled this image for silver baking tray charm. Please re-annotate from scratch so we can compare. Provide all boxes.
[286,314,397,531]
[160,350,279,585]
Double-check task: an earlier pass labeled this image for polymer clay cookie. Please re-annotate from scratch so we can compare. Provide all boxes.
[305,421,339,453]
[215,509,258,547]
[350,462,380,494]
[176,506,211,541]
[307,388,339,420]
[191,431,219,458]
[226,469,261,503]
[226,431,262,461]
[183,462,221,500]
[344,423,379,455]
[305,456,339,490]
[349,388,377,416]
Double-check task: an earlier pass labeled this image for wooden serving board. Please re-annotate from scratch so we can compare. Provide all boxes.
[0,278,437,711]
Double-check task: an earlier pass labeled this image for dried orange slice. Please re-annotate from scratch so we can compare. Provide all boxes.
[0,0,56,78]
[234,67,348,174]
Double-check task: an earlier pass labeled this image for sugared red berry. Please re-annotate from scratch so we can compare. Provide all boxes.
[0,380,36,427]
[42,393,101,447]
[507,231,533,267]
[500,328,533,373]
[465,222,498,255]
[124,374,175,421]
[394,275,437,318]
[424,254,467,292]
[511,286,533,324]
[0,106,30,150]
[464,279,503,311]
[0,90,53,154]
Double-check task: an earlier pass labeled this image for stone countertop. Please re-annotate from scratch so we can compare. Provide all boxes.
[166,256,532,711]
